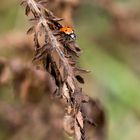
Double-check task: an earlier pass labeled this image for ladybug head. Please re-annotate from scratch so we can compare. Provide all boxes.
[69,33,76,40]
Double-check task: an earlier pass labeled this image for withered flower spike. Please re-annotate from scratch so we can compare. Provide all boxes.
[21,0,92,140]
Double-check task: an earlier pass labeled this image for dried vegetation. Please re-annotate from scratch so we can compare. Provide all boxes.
[21,0,95,139]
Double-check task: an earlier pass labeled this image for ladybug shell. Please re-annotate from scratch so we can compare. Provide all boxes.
[60,27,74,35]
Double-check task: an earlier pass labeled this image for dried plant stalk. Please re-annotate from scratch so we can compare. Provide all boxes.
[21,0,94,139]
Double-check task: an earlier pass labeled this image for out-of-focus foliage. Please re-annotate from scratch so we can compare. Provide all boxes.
[0,0,140,140]
[74,1,140,140]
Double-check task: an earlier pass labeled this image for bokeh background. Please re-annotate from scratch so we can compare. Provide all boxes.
[0,0,140,140]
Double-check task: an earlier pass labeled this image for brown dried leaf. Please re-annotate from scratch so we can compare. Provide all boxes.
[27,26,35,35]
[62,83,70,101]
[74,119,82,140]
[69,59,76,66]
[20,0,26,6]
[75,75,84,84]
[85,117,97,127]
[65,42,81,56]
[38,0,48,6]
[76,111,84,129]
[53,18,64,22]
[74,67,90,74]
[34,33,40,49]
[37,23,46,36]
[25,5,31,16]
[63,114,74,136]
[75,46,81,52]
[67,76,75,93]
[58,59,63,69]
[33,44,52,61]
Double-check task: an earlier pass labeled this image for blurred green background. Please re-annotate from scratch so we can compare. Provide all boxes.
[0,0,140,140]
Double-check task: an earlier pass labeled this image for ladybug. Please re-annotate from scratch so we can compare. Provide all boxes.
[59,26,76,41]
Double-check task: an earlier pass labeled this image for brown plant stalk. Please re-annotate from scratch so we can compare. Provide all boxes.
[21,0,94,139]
